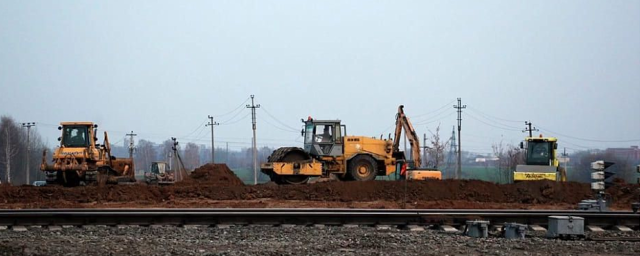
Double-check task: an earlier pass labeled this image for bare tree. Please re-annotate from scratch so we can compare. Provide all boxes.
[505,144,524,172]
[491,140,508,183]
[183,142,200,170]
[426,125,449,168]
[159,139,174,164]
[492,141,524,184]
[0,116,24,184]
[134,139,157,174]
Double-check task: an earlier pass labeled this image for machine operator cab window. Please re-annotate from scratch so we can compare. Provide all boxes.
[527,141,551,165]
[303,120,343,156]
[62,126,89,148]
[316,125,333,143]
[151,162,167,175]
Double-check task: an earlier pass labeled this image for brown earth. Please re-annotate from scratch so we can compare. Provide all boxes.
[179,163,244,186]
[0,163,637,210]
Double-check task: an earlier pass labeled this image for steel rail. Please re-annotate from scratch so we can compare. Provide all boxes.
[0,209,637,228]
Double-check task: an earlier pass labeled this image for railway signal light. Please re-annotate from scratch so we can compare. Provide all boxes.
[579,160,615,212]
[590,160,615,189]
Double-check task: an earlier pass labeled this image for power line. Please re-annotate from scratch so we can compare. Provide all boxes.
[466,107,524,123]
[260,107,300,132]
[464,109,521,130]
[261,117,299,133]
[537,125,640,143]
[413,110,457,125]
[219,113,251,125]
[180,120,208,139]
[219,110,249,124]
[412,100,457,118]
[210,97,251,118]
[464,112,521,132]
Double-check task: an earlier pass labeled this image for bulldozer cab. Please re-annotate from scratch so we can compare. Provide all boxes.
[150,162,168,174]
[60,122,95,148]
[303,119,344,157]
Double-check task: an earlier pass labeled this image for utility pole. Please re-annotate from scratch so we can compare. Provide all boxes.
[207,115,219,163]
[246,95,260,185]
[21,122,35,185]
[171,137,180,181]
[446,126,457,179]
[562,148,568,180]
[226,142,229,164]
[453,98,466,179]
[422,133,428,168]
[523,121,538,138]
[126,131,137,159]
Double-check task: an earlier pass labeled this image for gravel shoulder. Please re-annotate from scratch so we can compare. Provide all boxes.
[0,226,639,256]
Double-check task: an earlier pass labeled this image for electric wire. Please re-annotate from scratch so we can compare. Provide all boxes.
[537,125,640,143]
[210,97,251,118]
[411,99,457,118]
[465,108,522,130]
[260,107,300,132]
[261,116,299,133]
[464,112,521,132]
[466,107,524,123]
[220,113,251,125]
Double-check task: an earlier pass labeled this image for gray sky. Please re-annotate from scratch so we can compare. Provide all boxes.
[1,1,639,154]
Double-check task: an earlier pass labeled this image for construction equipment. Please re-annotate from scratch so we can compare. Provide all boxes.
[40,122,135,186]
[144,161,175,185]
[513,135,566,182]
[393,105,443,180]
[260,105,441,184]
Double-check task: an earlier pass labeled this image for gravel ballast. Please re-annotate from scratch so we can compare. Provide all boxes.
[0,226,639,255]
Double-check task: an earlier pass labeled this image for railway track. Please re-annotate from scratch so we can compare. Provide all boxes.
[0,208,638,228]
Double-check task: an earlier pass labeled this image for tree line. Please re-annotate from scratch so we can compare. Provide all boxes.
[0,116,49,184]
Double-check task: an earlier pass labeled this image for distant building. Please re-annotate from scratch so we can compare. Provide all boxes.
[474,157,499,163]
[605,146,640,161]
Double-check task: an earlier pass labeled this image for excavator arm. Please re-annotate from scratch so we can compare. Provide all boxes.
[393,105,422,168]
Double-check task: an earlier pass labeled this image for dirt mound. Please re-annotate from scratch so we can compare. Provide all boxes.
[0,177,635,210]
[180,163,244,186]
[606,182,640,208]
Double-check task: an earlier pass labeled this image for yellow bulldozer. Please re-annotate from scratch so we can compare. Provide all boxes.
[40,122,135,186]
[513,135,567,182]
[260,105,441,184]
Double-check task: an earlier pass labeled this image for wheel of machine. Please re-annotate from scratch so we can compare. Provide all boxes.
[268,147,311,185]
[45,171,58,185]
[280,175,310,185]
[347,155,377,181]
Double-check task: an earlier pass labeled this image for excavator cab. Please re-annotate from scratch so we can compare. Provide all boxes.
[302,118,344,157]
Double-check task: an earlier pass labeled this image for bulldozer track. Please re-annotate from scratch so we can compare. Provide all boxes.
[0,209,637,228]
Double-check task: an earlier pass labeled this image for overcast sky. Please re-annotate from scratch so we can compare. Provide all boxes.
[1,1,639,154]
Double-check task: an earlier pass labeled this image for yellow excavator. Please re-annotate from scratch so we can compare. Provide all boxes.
[40,122,135,186]
[260,105,441,184]
[513,135,566,182]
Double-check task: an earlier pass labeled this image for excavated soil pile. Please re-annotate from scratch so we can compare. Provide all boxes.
[180,163,244,186]
[0,178,622,209]
[229,179,595,205]
[606,182,640,208]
